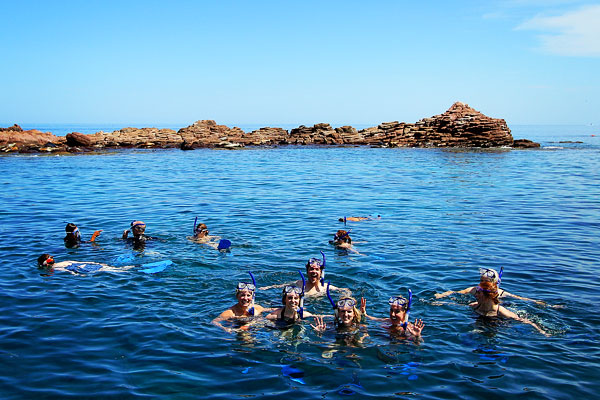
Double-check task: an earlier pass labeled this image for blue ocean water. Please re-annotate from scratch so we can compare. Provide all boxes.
[0,125,599,399]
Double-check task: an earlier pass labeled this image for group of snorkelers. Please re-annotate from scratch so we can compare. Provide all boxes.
[39,216,555,338]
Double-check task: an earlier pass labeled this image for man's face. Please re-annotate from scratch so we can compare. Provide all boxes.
[307,263,322,281]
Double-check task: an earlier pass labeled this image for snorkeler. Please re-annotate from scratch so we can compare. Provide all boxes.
[122,220,156,250]
[329,230,360,254]
[360,291,425,340]
[311,283,362,333]
[434,267,558,307]
[338,215,381,223]
[260,252,350,297]
[212,273,271,333]
[469,280,549,336]
[37,253,137,275]
[188,218,231,250]
[64,223,102,248]
[266,285,314,325]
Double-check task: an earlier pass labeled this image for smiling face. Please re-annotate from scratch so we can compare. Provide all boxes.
[306,262,322,283]
[284,293,300,309]
[337,307,355,326]
[389,305,406,326]
[236,289,254,308]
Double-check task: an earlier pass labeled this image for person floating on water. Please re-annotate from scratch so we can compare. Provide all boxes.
[469,280,549,336]
[37,253,137,275]
[212,273,271,333]
[338,215,381,223]
[434,267,560,307]
[188,218,231,251]
[266,285,315,326]
[64,223,102,248]
[260,252,350,297]
[360,291,425,341]
[122,220,156,250]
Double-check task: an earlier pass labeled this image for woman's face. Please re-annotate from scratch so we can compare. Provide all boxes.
[237,290,253,307]
[284,293,300,309]
[337,308,354,326]
[389,305,406,325]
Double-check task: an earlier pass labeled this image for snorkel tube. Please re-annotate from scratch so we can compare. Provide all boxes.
[248,271,257,316]
[498,267,504,286]
[320,251,326,285]
[344,216,347,226]
[193,216,198,234]
[403,289,413,329]
[326,281,338,320]
[297,270,306,319]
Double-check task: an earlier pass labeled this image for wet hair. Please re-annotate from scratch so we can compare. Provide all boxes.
[65,223,77,233]
[334,230,352,244]
[338,218,344,222]
[37,254,52,267]
[479,281,500,305]
[194,223,208,234]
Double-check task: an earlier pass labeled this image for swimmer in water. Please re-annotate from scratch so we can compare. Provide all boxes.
[64,223,102,248]
[470,280,549,336]
[266,285,315,325]
[435,267,560,307]
[360,293,425,340]
[330,230,360,254]
[338,215,381,223]
[37,253,136,275]
[122,220,156,250]
[311,296,362,333]
[212,273,271,333]
[260,252,350,297]
[188,220,227,250]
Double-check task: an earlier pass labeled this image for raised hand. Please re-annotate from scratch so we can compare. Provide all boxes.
[360,297,367,314]
[407,318,425,336]
[311,316,326,332]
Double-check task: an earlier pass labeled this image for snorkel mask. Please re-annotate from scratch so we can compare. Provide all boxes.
[70,227,81,240]
[130,220,146,235]
[43,256,55,267]
[388,289,412,329]
[295,270,306,319]
[479,267,503,285]
[193,217,208,235]
[334,230,352,243]
[236,272,257,316]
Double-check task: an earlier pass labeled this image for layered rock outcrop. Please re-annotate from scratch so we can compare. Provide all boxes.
[1,102,538,153]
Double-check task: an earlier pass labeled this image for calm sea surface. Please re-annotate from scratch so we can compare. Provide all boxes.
[0,125,599,399]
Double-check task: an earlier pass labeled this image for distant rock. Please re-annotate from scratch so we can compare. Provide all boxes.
[512,139,541,148]
[2,103,537,153]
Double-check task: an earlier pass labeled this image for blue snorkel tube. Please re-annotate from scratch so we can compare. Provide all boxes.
[320,251,326,285]
[326,281,336,310]
[403,289,413,329]
[344,216,347,226]
[498,267,504,286]
[248,271,256,316]
[193,216,198,234]
[297,270,306,319]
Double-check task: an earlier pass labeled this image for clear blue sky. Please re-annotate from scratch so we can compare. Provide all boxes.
[1,0,598,126]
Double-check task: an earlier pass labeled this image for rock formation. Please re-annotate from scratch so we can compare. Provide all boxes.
[1,102,540,153]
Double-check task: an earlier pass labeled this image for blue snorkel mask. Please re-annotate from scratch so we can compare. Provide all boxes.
[236,272,257,316]
[479,267,502,285]
[71,227,81,240]
[334,229,352,242]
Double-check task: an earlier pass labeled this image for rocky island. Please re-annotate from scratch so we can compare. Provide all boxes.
[1,102,540,153]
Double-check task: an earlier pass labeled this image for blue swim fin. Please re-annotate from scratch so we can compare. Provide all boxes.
[140,260,173,274]
[217,239,231,250]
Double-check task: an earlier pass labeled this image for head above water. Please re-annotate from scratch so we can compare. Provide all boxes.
[194,223,208,235]
[64,223,81,240]
[37,253,55,267]
[334,230,352,244]
[335,297,361,326]
[130,221,146,235]
[281,285,303,305]
[476,281,500,304]
[479,268,500,284]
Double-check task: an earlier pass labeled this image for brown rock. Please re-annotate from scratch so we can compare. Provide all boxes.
[0,124,23,132]
[512,139,541,148]
[66,132,95,147]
